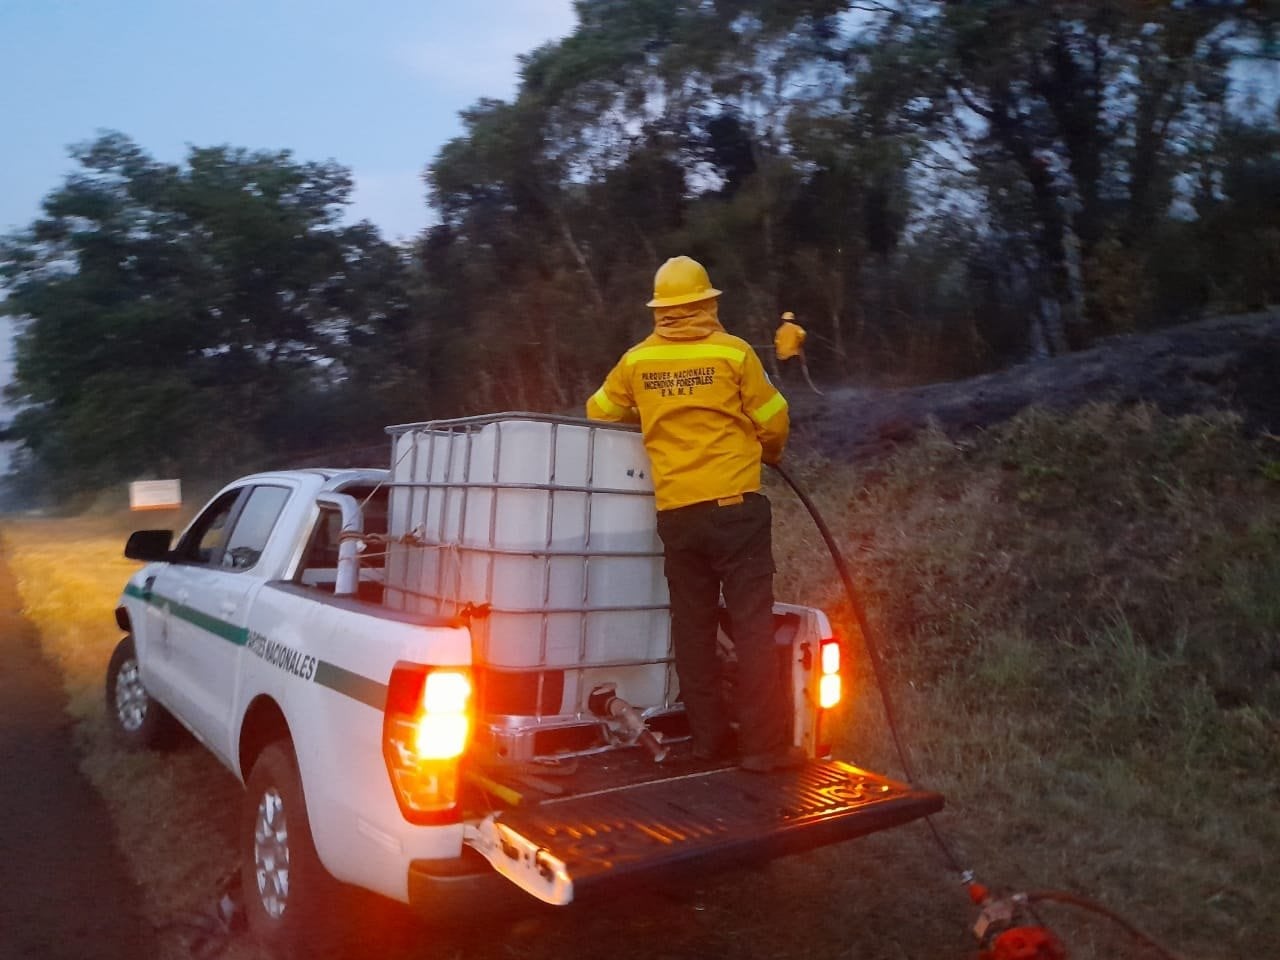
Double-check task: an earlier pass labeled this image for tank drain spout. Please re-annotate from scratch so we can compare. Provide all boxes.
[588,684,669,762]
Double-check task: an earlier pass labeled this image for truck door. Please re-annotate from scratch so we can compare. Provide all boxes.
[153,483,293,762]
[139,486,243,722]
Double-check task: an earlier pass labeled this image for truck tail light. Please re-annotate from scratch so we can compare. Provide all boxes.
[383,663,472,824]
[819,637,842,710]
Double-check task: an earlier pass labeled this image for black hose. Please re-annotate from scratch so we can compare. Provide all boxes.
[769,460,969,879]
[1026,890,1185,960]
[769,462,914,780]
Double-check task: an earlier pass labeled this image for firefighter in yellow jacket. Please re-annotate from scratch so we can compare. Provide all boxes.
[586,256,800,771]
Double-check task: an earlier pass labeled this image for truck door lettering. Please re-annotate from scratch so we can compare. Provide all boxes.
[247,630,316,681]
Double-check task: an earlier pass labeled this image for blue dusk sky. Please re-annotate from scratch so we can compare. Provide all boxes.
[0,0,580,242]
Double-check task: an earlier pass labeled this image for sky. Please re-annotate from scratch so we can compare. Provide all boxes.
[0,0,580,474]
[0,0,580,243]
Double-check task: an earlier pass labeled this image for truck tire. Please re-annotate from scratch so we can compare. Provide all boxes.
[105,635,179,749]
[241,740,351,958]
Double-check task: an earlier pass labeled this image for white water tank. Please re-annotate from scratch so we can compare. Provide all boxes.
[383,415,671,694]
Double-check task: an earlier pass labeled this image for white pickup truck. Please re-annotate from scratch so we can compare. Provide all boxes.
[107,413,942,956]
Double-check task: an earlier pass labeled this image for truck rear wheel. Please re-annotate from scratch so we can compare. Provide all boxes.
[241,740,351,957]
[105,635,178,749]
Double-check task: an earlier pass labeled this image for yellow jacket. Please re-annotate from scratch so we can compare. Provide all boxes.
[586,301,789,510]
[774,320,807,360]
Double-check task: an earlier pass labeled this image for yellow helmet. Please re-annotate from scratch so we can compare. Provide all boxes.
[647,256,722,307]
[781,311,795,321]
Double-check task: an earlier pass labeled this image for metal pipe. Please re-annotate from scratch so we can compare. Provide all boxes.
[316,492,364,596]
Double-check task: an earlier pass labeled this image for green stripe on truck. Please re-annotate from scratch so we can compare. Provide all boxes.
[123,582,248,645]
[122,581,386,710]
[313,660,387,711]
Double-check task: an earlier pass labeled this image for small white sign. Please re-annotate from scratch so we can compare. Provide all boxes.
[129,479,182,512]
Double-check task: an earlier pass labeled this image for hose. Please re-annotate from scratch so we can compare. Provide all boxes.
[769,461,914,779]
[1024,890,1185,960]
[768,460,969,879]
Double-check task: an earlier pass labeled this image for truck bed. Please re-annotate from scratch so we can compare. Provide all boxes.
[461,744,943,900]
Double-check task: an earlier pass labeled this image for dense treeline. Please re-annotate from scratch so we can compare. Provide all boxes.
[3,1,1278,500]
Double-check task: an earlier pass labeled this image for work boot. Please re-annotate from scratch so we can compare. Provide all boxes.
[739,746,807,773]
[692,731,737,762]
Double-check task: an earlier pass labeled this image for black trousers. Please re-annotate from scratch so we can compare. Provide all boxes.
[655,493,786,758]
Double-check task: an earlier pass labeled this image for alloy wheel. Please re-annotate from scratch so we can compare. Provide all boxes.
[113,658,149,732]
[253,787,291,920]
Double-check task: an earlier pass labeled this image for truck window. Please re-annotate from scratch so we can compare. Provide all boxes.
[300,507,343,577]
[174,489,244,565]
[221,485,291,570]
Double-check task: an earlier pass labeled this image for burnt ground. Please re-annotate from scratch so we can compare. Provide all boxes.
[0,552,157,959]
[787,309,1280,462]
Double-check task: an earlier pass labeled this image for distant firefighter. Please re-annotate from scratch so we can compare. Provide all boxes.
[774,311,806,360]
[774,311,822,395]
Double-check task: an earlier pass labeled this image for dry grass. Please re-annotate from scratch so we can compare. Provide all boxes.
[3,402,1278,959]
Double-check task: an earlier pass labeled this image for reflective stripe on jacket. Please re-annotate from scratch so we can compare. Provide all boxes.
[586,301,789,511]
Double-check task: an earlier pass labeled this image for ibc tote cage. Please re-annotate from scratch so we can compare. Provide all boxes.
[383,413,680,742]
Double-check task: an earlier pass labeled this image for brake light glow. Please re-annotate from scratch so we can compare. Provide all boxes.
[819,638,842,709]
[415,671,472,759]
[382,663,472,823]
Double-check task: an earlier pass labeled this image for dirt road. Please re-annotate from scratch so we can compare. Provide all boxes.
[0,550,157,959]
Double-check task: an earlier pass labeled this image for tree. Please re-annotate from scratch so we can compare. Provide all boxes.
[861,1,1270,352]
[1,133,412,497]
[416,0,1276,391]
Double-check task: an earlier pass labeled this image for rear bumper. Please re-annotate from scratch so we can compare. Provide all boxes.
[406,848,516,920]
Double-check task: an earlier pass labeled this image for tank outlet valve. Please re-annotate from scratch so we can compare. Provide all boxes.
[588,683,669,762]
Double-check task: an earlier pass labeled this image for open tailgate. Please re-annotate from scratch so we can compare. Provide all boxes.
[466,759,943,905]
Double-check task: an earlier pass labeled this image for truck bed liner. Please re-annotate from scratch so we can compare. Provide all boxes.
[491,759,943,895]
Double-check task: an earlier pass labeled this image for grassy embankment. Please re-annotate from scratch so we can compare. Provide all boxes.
[2,401,1277,960]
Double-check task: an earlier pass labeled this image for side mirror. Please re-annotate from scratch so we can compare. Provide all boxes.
[125,529,173,562]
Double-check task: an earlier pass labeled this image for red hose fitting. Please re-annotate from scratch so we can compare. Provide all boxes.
[982,925,1066,960]
[973,888,1066,960]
